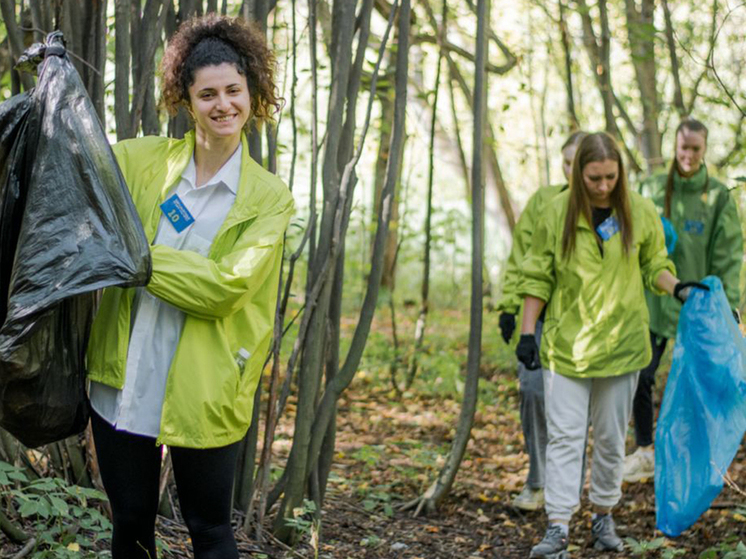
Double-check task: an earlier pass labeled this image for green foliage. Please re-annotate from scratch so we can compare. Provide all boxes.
[0,460,111,558]
[358,485,394,518]
[625,536,666,556]
[700,539,746,559]
[285,499,321,558]
[359,534,382,547]
[284,498,318,533]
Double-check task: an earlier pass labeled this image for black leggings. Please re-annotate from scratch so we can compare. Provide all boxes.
[91,411,240,559]
[632,331,668,447]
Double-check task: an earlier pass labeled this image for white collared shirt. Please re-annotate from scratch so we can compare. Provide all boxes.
[90,145,242,437]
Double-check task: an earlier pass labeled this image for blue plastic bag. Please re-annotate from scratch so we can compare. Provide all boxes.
[661,216,678,255]
[655,276,746,537]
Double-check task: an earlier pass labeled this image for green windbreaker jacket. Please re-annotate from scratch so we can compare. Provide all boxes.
[640,165,743,339]
[86,131,294,448]
[519,190,675,378]
[497,184,567,315]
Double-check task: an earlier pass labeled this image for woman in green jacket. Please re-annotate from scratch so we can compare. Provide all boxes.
[516,133,703,558]
[86,15,293,559]
[623,118,743,482]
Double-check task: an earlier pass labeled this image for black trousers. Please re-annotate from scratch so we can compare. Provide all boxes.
[631,331,668,447]
[91,411,240,559]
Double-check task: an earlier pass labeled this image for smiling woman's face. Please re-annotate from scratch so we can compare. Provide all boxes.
[675,127,707,177]
[188,63,251,143]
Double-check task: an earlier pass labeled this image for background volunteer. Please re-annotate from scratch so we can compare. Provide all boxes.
[497,131,587,511]
[623,118,743,482]
[86,15,293,559]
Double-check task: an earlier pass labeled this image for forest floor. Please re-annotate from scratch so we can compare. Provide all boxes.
[167,308,746,559]
[2,308,745,558]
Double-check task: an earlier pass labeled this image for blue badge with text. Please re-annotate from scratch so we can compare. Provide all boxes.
[684,219,705,236]
[596,215,620,241]
[160,194,195,233]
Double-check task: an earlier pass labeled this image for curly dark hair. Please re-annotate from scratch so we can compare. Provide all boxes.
[160,14,281,125]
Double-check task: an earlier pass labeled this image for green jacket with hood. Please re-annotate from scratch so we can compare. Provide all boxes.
[519,190,675,378]
[86,131,294,448]
[497,184,567,315]
[640,165,742,340]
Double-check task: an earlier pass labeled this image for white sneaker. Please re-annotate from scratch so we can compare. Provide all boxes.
[513,485,545,511]
[622,447,654,482]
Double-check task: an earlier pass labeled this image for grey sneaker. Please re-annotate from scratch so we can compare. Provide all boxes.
[530,524,569,558]
[591,514,624,552]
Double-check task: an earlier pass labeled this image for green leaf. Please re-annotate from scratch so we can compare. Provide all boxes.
[18,498,40,517]
[49,495,70,516]
[8,470,29,482]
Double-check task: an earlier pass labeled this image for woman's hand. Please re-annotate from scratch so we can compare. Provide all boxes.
[673,281,710,303]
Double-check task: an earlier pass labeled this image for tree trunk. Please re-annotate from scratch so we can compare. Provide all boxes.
[272,0,403,541]
[661,0,686,116]
[624,0,662,173]
[558,0,579,129]
[114,0,132,140]
[297,0,409,515]
[272,0,358,541]
[0,0,36,91]
[408,0,447,388]
[408,0,486,516]
[372,86,400,290]
[574,0,641,172]
[129,0,169,136]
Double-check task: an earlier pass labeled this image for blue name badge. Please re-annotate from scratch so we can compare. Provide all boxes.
[596,215,620,241]
[160,194,195,233]
[684,219,705,236]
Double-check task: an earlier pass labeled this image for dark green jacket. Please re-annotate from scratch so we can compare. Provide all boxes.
[640,165,742,339]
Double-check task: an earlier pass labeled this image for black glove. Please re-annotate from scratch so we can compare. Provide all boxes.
[734,310,741,324]
[516,334,541,370]
[673,281,710,303]
[499,313,516,344]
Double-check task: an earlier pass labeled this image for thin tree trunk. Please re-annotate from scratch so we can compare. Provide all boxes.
[233,385,261,512]
[686,0,719,115]
[574,0,641,172]
[114,0,132,140]
[272,0,359,541]
[624,0,662,172]
[408,0,447,388]
[245,0,268,163]
[271,0,401,541]
[575,0,615,136]
[558,0,579,129]
[372,87,396,288]
[406,0,486,517]
[661,0,685,116]
[296,0,409,511]
[0,0,36,91]
[129,0,168,136]
[448,71,470,197]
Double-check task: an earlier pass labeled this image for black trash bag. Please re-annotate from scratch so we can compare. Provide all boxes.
[0,32,151,448]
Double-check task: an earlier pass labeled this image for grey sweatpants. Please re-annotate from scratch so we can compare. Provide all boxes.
[543,369,639,522]
[518,322,547,489]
